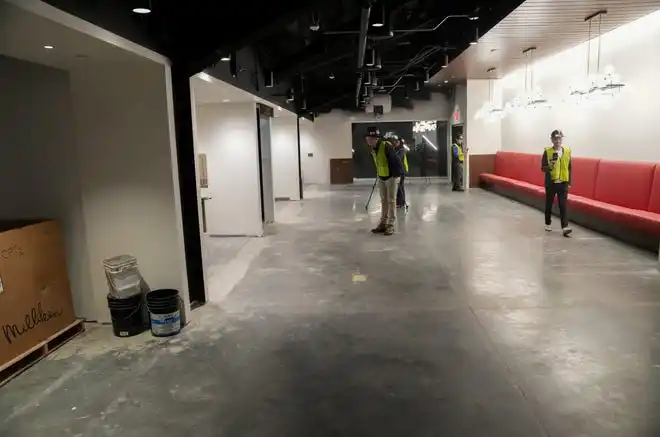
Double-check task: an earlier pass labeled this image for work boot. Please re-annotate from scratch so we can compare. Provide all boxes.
[371,224,386,234]
[384,226,395,236]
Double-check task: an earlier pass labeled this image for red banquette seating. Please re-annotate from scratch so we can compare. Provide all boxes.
[480,151,660,236]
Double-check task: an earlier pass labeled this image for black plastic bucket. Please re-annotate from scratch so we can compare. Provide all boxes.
[146,289,182,337]
[107,293,146,338]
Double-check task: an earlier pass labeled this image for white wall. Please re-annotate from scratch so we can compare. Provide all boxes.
[299,113,350,185]
[0,56,188,323]
[0,55,92,319]
[194,103,264,236]
[301,92,451,185]
[69,61,187,323]
[501,9,660,160]
[466,79,502,155]
[271,116,301,200]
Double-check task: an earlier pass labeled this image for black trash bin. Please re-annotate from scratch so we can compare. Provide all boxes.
[107,293,146,337]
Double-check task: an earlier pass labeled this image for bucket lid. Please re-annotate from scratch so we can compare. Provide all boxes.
[103,254,138,269]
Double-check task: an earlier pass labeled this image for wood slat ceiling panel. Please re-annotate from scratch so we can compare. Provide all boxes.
[431,0,660,83]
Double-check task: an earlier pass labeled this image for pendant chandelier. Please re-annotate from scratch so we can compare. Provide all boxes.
[505,47,550,114]
[566,10,626,105]
[474,68,503,122]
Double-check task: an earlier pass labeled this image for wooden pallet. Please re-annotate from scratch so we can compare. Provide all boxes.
[0,319,85,387]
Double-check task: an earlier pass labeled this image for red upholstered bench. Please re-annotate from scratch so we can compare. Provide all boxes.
[479,151,660,250]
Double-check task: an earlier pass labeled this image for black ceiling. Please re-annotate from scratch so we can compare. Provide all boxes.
[39,0,526,116]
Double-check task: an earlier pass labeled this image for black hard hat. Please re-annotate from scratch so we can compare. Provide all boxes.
[365,126,381,137]
[551,129,564,139]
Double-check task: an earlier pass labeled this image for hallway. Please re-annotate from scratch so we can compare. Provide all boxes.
[2,183,660,436]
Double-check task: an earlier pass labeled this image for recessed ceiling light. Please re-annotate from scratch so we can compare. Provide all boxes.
[222,99,230,103]
[444,80,449,83]
[132,7,151,14]
[44,45,54,49]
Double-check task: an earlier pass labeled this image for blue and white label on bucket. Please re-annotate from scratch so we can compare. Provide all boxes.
[150,311,181,336]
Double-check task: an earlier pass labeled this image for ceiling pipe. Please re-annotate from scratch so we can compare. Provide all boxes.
[393,14,478,33]
[355,4,372,107]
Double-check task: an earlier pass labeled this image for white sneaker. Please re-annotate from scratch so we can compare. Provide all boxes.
[545,225,552,232]
[562,227,573,237]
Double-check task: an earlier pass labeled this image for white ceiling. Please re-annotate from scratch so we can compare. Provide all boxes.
[0,0,150,71]
[431,0,660,83]
[191,75,296,117]
[192,75,260,104]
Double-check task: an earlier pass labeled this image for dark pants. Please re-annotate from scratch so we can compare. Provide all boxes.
[545,182,569,227]
[397,174,406,206]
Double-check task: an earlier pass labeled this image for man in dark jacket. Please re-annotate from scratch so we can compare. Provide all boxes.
[394,136,409,210]
[366,127,403,236]
[541,129,572,237]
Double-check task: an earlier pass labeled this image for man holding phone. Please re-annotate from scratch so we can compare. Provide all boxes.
[541,129,572,237]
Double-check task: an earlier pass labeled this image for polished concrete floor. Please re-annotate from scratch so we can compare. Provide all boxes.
[3,183,660,436]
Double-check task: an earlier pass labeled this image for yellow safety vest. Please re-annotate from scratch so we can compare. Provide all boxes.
[370,141,391,177]
[545,146,571,182]
[453,143,464,162]
[402,153,409,173]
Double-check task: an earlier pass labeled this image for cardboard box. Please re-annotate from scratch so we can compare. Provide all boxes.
[0,220,75,367]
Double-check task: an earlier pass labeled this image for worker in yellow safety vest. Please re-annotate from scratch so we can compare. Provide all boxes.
[541,129,572,237]
[451,134,467,191]
[366,127,403,236]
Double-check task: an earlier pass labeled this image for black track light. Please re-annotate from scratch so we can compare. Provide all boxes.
[470,27,479,45]
[414,81,420,91]
[366,48,376,67]
[375,53,382,69]
[424,71,430,83]
[132,0,152,14]
[265,71,274,88]
[309,12,321,31]
[329,72,335,79]
[286,88,295,103]
[230,56,238,77]
[364,73,372,85]
[442,53,449,68]
[371,4,385,27]
[404,89,410,100]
